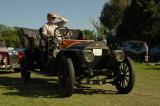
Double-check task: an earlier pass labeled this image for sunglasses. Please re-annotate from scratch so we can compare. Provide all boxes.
[51,17,56,19]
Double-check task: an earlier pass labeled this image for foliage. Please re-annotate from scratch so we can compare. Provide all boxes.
[100,0,129,31]
[117,0,160,46]
[82,19,107,40]
[90,18,107,37]
[0,24,21,48]
[82,29,95,40]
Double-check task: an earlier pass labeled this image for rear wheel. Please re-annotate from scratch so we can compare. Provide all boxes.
[21,69,31,82]
[114,56,135,94]
[57,56,75,97]
[20,59,31,82]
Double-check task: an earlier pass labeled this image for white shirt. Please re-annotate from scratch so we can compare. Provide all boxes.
[42,23,58,38]
[144,44,148,56]
[42,16,68,39]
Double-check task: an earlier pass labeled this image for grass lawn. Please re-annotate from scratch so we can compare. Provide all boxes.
[0,62,160,106]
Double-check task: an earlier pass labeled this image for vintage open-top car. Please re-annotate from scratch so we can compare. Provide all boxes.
[0,45,23,71]
[18,26,135,97]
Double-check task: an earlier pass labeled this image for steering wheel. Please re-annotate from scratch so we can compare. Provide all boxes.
[54,26,69,39]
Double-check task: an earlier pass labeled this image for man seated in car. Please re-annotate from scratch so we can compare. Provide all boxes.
[41,12,68,58]
[42,12,68,41]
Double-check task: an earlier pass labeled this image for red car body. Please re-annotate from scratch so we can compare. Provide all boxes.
[0,47,22,71]
[60,39,93,49]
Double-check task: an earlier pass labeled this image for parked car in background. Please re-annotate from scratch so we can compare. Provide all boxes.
[0,46,23,71]
[150,45,160,62]
[118,41,146,60]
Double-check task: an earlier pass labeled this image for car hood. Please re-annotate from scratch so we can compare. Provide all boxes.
[67,41,108,50]
[0,47,14,52]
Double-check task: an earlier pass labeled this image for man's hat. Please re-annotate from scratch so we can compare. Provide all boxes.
[47,12,59,18]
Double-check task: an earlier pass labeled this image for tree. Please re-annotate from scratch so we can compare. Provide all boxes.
[100,0,129,31]
[117,0,160,46]
[82,18,107,40]
[0,24,21,48]
[82,29,95,40]
[90,18,107,37]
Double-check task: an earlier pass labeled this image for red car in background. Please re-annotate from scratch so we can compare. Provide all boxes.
[0,47,23,72]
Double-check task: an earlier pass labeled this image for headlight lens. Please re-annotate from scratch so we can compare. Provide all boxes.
[83,50,94,62]
[112,50,125,62]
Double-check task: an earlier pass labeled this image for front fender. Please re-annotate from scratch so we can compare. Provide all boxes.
[55,49,83,72]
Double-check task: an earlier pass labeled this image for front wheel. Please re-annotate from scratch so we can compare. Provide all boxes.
[57,56,75,97]
[114,56,135,94]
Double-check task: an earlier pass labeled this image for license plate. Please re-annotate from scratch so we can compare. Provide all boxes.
[93,49,102,56]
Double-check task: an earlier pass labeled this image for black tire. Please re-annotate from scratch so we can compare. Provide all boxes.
[57,56,75,97]
[114,56,135,94]
[20,57,31,82]
[21,69,31,82]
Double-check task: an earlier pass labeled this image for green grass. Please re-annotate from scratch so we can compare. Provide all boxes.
[0,63,160,106]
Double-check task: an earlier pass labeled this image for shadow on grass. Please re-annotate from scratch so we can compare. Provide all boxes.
[0,76,117,98]
[74,85,117,95]
[0,76,61,98]
[0,71,16,74]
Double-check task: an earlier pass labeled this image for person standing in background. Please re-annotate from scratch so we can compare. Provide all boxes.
[140,42,149,63]
[144,42,149,63]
